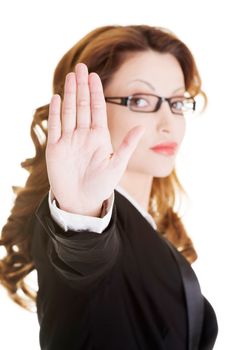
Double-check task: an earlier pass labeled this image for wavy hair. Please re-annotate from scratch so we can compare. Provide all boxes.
[0,24,206,311]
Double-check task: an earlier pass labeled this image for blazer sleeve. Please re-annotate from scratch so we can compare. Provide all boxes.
[33,192,121,291]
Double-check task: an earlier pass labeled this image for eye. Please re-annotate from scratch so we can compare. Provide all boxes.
[130,96,149,108]
[128,94,155,112]
[170,99,184,111]
[170,96,195,115]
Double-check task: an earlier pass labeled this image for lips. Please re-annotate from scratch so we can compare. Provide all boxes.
[150,142,178,155]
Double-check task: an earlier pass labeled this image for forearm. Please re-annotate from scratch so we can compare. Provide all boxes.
[34,192,120,290]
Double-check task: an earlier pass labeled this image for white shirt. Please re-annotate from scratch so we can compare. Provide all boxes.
[48,185,157,233]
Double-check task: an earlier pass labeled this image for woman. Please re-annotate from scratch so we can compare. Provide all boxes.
[0,25,218,349]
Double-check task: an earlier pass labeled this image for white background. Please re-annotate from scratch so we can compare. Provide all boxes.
[0,0,233,349]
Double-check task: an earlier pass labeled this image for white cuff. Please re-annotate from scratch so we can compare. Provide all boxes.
[48,190,115,234]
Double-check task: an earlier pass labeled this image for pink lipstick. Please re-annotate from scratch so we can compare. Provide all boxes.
[150,142,178,155]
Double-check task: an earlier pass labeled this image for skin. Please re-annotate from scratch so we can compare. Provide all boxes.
[45,50,186,217]
[104,50,186,211]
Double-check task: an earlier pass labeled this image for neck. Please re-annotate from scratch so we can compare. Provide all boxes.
[118,171,153,212]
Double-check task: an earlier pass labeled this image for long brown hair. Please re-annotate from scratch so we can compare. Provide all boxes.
[0,24,205,311]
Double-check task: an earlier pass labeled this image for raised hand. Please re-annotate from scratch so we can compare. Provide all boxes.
[45,63,145,217]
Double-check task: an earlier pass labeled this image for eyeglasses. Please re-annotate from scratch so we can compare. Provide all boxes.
[105,93,196,116]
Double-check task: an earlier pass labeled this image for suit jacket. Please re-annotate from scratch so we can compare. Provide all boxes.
[30,190,218,350]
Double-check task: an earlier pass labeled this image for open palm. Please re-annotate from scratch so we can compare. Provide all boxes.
[45,63,145,216]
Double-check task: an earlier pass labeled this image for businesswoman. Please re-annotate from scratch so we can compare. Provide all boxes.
[0,25,218,349]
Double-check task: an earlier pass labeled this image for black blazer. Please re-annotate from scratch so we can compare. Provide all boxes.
[30,190,218,350]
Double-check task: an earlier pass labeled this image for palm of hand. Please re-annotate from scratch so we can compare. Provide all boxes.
[46,63,145,215]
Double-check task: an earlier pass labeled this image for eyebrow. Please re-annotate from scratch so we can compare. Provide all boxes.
[127,79,185,94]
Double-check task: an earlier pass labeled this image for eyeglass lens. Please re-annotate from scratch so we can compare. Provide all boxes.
[128,94,194,115]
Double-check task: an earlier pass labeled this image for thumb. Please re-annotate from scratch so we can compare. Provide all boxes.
[113,125,146,164]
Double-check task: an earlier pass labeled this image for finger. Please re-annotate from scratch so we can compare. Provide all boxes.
[61,72,76,136]
[75,63,91,128]
[47,94,61,144]
[112,126,146,165]
[89,72,108,129]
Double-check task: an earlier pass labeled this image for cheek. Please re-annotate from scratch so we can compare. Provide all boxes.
[107,108,144,150]
[175,118,186,144]
[180,120,186,141]
[107,112,132,150]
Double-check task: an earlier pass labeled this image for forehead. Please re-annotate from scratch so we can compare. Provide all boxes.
[105,50,185,96]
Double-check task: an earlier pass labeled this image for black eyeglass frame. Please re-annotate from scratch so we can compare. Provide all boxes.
[105,93,196,115]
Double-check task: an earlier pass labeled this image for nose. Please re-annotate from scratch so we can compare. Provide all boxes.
[155,101,174,134]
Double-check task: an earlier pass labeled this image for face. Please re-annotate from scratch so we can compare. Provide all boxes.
[104,50,186,178]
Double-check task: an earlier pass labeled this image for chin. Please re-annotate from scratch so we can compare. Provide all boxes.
[151,165,175,178]
[128,159,175,177]
[154,172,173,178]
